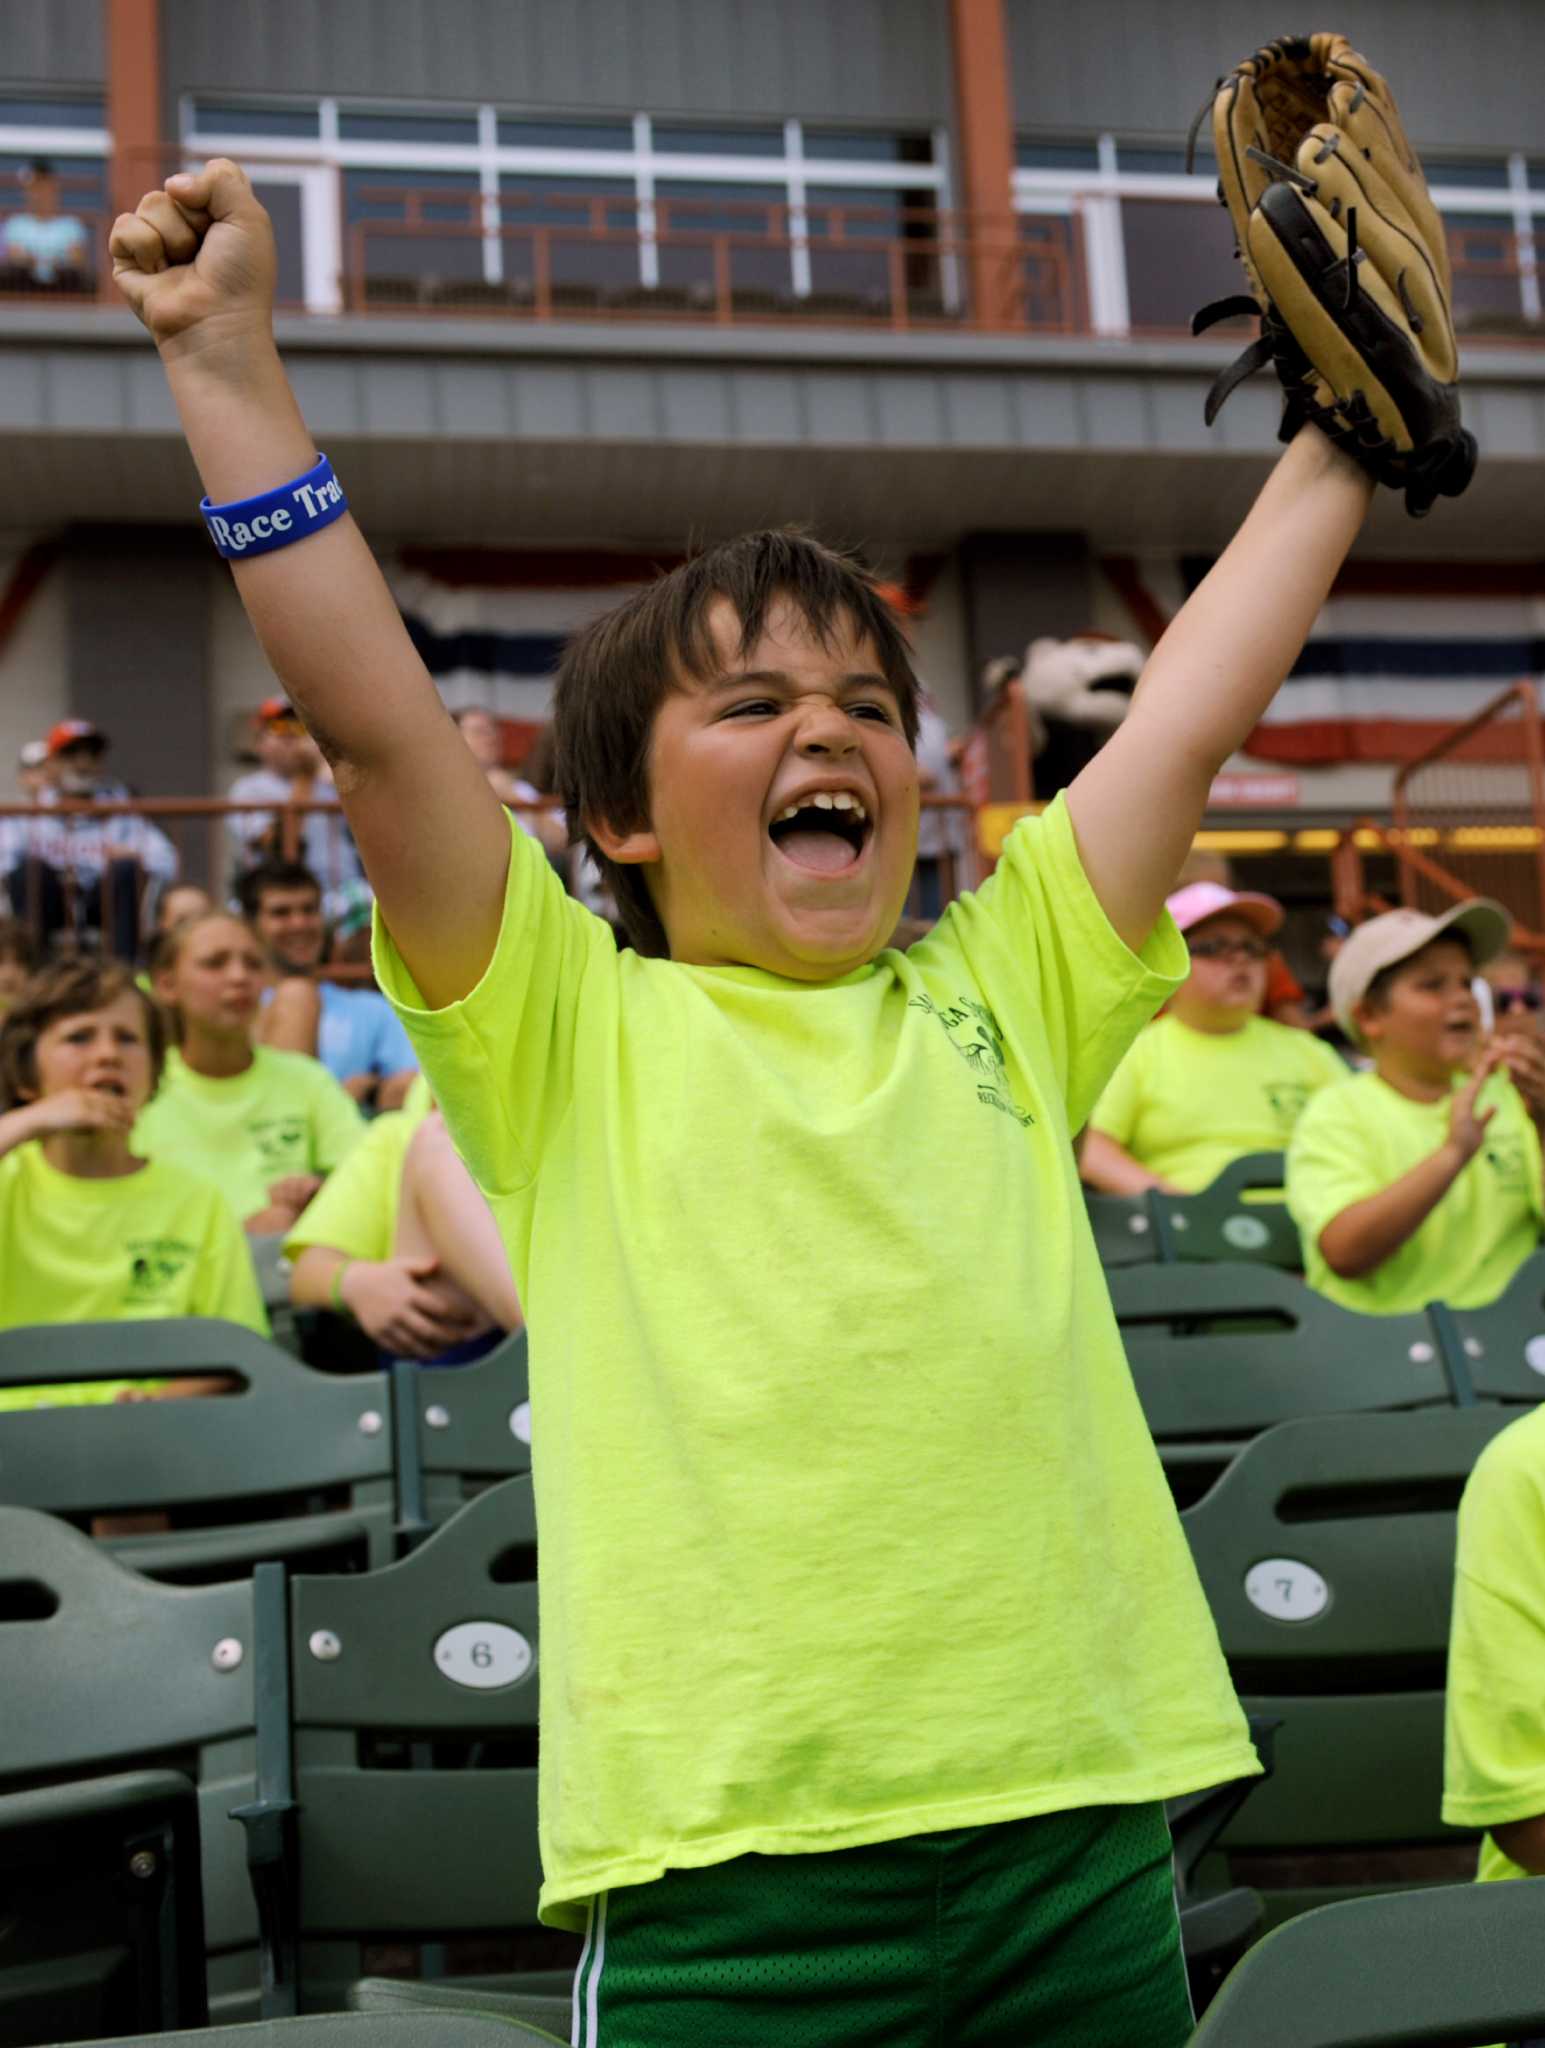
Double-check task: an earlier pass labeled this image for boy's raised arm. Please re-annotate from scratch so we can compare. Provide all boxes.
[111,161,511,1010]
[1066,427,1373,953]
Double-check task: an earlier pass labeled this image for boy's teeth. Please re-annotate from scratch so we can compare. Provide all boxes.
[773,793,868,823]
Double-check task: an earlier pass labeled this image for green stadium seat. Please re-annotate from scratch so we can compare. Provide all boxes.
[1443,1246,1545,1403]
[280,1477,569,2014]
[0,1319,397,1581]
[1181,1409,1513,1925]
[0,1770,208,2043]
[1084,1187,1160,1265]
[1110,1264,1450,1442]
[65,2015,564,2047]
[0,1505,267,2022]
[349,1978,571,2032]
[1188,1877,1545,2045]
[391,1333,531,1542]
[1153,1153,1302,1270]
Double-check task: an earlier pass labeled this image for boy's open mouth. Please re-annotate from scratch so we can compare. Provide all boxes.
[767,792,872,875]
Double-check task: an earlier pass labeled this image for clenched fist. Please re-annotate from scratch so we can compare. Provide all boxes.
[109,158,276,355]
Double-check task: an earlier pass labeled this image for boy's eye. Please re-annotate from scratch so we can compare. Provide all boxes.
[724,700,779,719]
[851,703,895,724]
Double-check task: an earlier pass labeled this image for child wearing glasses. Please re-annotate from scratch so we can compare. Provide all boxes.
[1082,882,1346,1197]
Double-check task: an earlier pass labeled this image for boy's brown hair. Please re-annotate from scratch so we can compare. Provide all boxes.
[0,958,167,1108]
[553,530,921,956]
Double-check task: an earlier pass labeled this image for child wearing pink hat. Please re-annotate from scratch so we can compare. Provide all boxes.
[1083,882,1346,1196]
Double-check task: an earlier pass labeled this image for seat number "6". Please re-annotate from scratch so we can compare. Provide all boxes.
[434,1620,534,1690]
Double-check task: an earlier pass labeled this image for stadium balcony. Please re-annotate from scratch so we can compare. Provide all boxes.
[3,161,1545,560]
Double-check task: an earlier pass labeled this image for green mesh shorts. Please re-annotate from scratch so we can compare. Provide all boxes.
[569,1802,1193,2048]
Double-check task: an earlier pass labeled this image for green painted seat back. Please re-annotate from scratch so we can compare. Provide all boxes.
[1109,1264,1447,1439]
[289,1479,546,1953]
[0,1769,208,2039]
[0,1319,396,1575]
[72,2013,566,2046]
[1084,1188,1159,1266]
[1154,1154,1302,1270]
[1190,1878,1545,2047]
[1183,1410,1510,1669]
[1448,1247,1545,1401]
[1180,1414,1509,1915]
[412,1333,531,1478]
[0,1506,263,1985]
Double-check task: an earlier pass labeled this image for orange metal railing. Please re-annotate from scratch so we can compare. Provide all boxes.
[0,792,984,963]
[344,184,1072,332]
[1391,680,1545,943]
[12,153,1542,341]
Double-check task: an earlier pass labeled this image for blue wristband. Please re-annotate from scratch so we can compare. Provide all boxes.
[201,453,347,560]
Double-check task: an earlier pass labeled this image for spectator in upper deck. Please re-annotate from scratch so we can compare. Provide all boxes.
[1,721,177,961]
[239,857,417,1109]
[2,160,90,290]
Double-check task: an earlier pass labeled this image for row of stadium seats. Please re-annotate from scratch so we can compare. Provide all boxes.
[9,1427,1545,2046]
[1086,1151,1305,1271]
[0,1322,530,1581]
[33,1882,1545,2048]
[1,1478,565,2035]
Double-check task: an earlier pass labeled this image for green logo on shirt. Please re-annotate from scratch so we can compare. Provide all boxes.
[124,1236,196,1306]
[1484,1130,1529,1193]
[250,1115,308,1169]
[1265,1081,1312,1130]
[909,994,1035,1127]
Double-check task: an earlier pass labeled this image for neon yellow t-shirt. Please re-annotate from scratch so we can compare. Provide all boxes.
[133,1045,364,1219]
[1287,1070,1543,1315]
[1444,1403,1545,1890]
[283,1088,432,1265]
[1088,1012,1345,1192]
[0,1143,268,1409]
[374,799,1258,1929]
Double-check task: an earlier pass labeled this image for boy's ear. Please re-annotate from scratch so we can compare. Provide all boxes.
[587,815,662,866]
[1352,995,1384,1046]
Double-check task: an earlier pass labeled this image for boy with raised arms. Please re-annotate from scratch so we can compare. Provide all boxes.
[113,160,1375,2047]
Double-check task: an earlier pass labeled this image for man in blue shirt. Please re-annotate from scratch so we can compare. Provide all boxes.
[3,160,90,289]
[239,859,417,1108]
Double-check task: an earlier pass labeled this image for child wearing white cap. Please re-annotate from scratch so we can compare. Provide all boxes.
[1287,903,1545,1315]
[1082,880,1346,1196]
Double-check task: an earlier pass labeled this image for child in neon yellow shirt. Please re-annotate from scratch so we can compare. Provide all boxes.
[0,958,266,1408]
[132,910,363,1232]
[1288,905,1545,1315]
[1084,879,1345,1195]
[115,159,1375,2047]
[284,1082,519,1359]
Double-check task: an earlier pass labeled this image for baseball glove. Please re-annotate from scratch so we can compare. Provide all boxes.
[1188,32,1477,517]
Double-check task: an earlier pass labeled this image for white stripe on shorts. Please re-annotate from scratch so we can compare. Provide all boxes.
[571,1891,609,2046]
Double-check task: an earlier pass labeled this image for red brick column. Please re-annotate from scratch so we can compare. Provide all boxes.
[949,0,1020,329]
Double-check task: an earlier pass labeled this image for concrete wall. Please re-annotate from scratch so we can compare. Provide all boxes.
[160,0,953,126]
[5,0,105,88]
[61,529,211,804]
[0,540,68,791]
[1007,0,1545,156]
